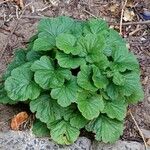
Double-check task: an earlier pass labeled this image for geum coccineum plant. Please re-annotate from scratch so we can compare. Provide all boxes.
[0,16,144,145]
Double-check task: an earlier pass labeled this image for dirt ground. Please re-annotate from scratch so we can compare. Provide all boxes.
[0,0,150,143]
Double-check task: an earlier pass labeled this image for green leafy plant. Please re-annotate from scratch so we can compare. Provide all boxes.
[0,16,144,145]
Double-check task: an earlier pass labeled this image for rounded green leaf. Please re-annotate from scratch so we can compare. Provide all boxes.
[26,50,42,61]
[106,83,120,100]
[32,120,50,137]
[112,71,125,86]
[70,21,84,37]
[56,51,85,69]
[31,56,71,89]
[92,65,109,89]
[60,105,88,129]
[33,35,55,51]
[63,105,77,121]
[30,94,64,123]
[70,113,88,129]
[77,34,105,63]
[3,49,27,79]
[126,84,144,104]
[49,120,80,145]
[103,29,127,56]
[38,16,75,37]
[56,33,77,54]
[77,65,97,92]
[102,100,127,121]
[4,63,41,101]
[84,18,108,34]
[86,115,123,143]
[0,82,17,104]
[77,90,104,120]
[51,77,78,107]
[121,72,142,96]
[34,16,75,51]
[112,47,139,73]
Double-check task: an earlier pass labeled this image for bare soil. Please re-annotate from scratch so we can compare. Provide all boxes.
[0,0,149,142]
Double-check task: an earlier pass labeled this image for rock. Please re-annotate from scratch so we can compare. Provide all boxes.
[0,131,91,150]
[0,130,150,150]
[91,140,146,150]
[141,129,150,139]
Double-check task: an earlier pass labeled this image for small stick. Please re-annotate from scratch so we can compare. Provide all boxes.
[82,9,97,18]
[129,26,144,36]
[36,6,51,12]
[129,110,148,150]
[120,0,128,35]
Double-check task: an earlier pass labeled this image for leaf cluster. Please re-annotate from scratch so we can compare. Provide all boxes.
[0,16,144,145]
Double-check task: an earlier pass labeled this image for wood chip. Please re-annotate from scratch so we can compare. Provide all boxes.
[147,138,150,146]
[142,76,148,85]
[123,8,135,21]
[109,4,119,13]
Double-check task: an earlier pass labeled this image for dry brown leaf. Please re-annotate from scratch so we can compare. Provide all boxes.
[123,8,135,21]
[11,112,29,130]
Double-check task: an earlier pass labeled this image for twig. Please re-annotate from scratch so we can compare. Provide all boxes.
[36,5,51,12]
[120,0,128,35]
[129,110,148,150]
[82,9,97,18]
[129,26,144,36]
